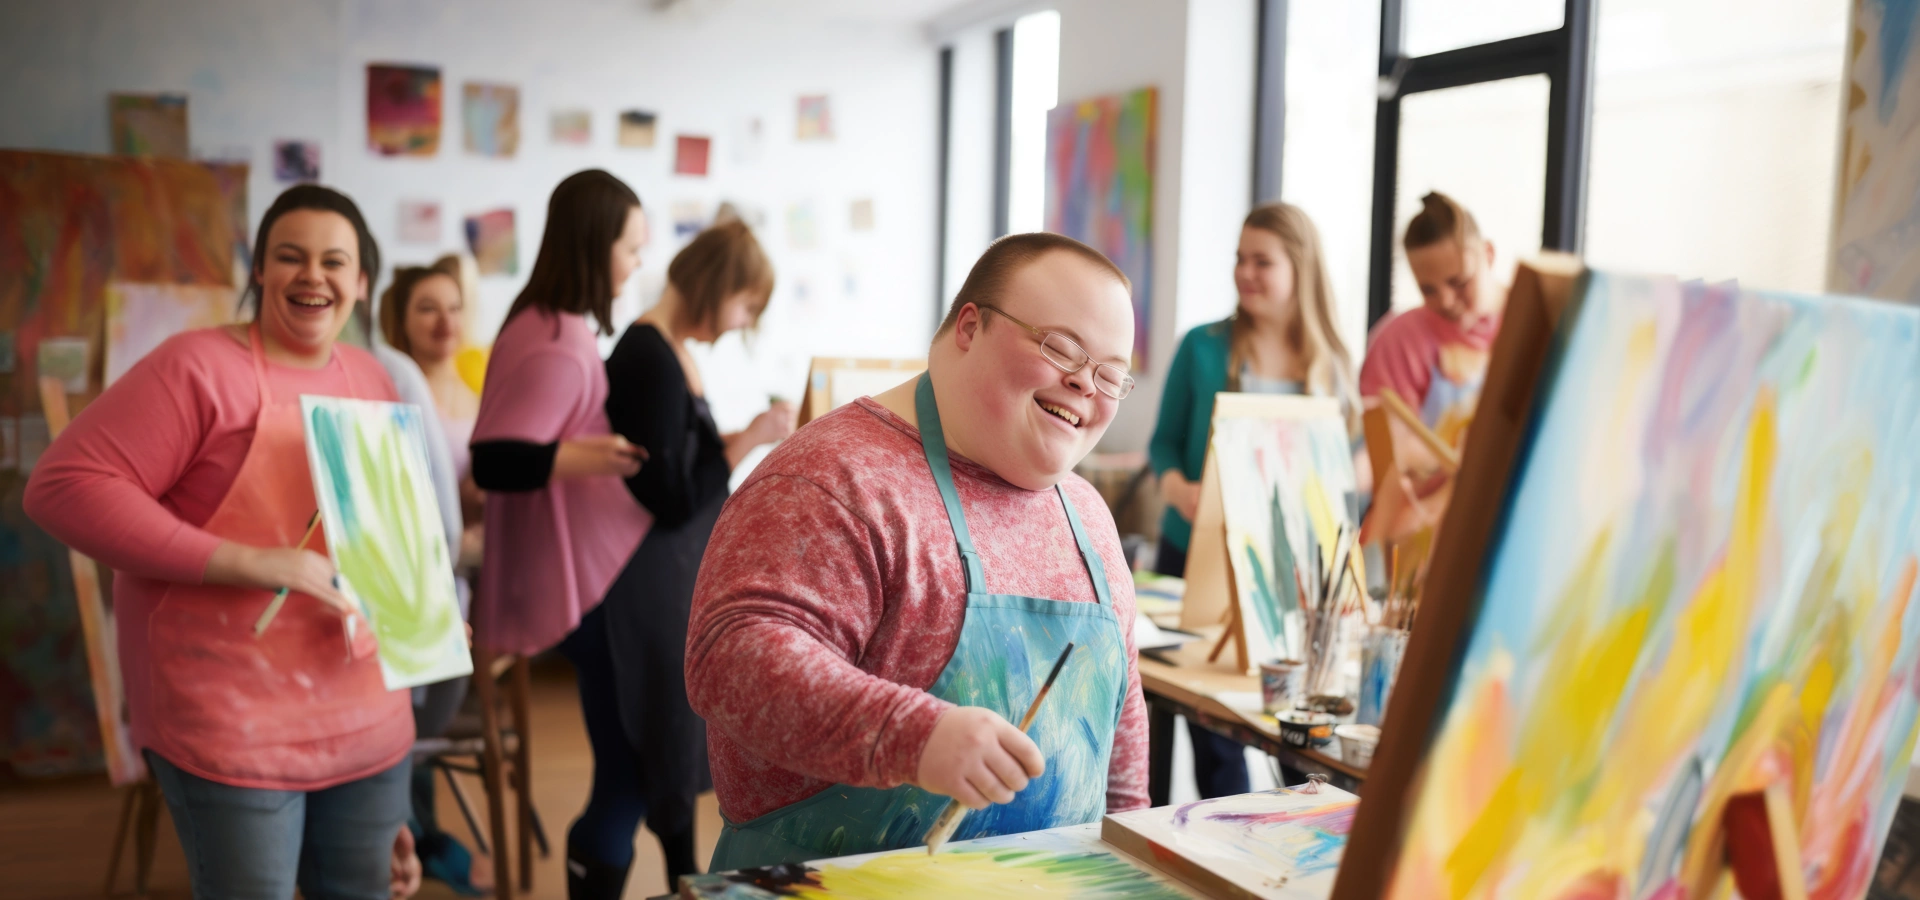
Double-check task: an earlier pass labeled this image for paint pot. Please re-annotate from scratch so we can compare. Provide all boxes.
[1335,723,1380,768]
[1306,694,1355,717]
[1276,710,1335,749]
[1259,659,1305,715]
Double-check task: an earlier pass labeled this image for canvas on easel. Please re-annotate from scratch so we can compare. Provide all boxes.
[1337,255,1920,899]
[795,357,924,427]
[1180,393,1358,675]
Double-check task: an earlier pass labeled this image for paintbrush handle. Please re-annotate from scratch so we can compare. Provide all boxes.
[924,799,967,853]
[254,588,292,637]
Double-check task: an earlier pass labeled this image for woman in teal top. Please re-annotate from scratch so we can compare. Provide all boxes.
[1146,203,1359,798]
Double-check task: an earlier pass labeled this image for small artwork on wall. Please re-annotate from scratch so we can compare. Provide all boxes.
[109,93,188,158]
[550,109,591,146]
[796,94,832,141]
[787,201,819,251]
[462,82,520,158]
[618,110,657,148]
[273,140,320,183]
[464,208,517,276]
[674,135,711,176]
[671,200,709,239]
[399,200,441,245]
[367,64,442,156]
[849,198,875,232]
[730,116,765,164]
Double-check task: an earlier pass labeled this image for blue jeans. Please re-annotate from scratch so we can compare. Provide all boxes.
[146,750,410,900]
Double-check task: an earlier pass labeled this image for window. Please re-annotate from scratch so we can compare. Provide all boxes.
[1006,10,1061,236]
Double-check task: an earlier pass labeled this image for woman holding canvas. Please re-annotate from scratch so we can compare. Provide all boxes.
[25,184,422,899]
[1146,202,1360,799]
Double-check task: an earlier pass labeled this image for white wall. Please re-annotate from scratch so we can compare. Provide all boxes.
[0,0,940,439]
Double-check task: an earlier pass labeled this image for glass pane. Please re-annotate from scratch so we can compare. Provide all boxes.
[1583,0,1845,293]
[1392,74,1550,313]
[1006,10,1061,235]
[1405,0,1563,58]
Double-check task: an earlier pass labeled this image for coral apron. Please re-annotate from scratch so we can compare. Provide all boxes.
[144,325,412,790]
[708,374,1130,870]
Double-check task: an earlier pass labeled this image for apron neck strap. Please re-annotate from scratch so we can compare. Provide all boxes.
[915,374,1112,607]
[247,323,275,405]
[915,373,987,593]
[1055,486,1113,608]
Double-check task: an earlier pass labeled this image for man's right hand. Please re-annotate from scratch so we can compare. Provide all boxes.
[915,706,1046,809]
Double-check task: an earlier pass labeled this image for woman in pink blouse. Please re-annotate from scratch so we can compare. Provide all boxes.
[26,185,421,899]
[465,169,657,899]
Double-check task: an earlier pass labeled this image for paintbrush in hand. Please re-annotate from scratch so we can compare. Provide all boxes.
[924,642,1075,855]
[253,510,323,637]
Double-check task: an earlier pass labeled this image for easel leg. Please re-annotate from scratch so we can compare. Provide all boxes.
[104,786,136,895]
[510,658,534,892]
[474,647,514,900]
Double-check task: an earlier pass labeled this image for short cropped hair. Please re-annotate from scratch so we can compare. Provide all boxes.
[667,218,775,332]
[935,232,1131,337]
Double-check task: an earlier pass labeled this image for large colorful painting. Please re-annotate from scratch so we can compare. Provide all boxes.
[367,64,442,157]
[1376,272,1920,898]
[303,397,470,691]
[1104,786,1359,900]
[1832,0,1920,301]
[681,823,1187,899]
[1045,87,1155,370]
[1208,398,1358,664]
[0,151,246,777]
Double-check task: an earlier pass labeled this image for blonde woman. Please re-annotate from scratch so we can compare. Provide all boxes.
[1145,202,1359,799]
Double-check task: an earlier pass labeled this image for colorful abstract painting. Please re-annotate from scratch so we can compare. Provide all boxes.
[681,823,1187,899]
[303,397,470,691]
[676,134,712,176]
[104,282,236,385]
[619,110,657,148]
[550,108,591,145]
[464,208,516,276]
[273,140,320,183]
[461,82,520,158]
[0,151,246,777]
[109,93,188,158]
[367,64,441,157]
[1103,786,1359,900]
[1045,88,1155,370]
[1384,273,1920,899]
[1211,399,1359,664]
[1832,0,1920,301]
[796,94,833,140]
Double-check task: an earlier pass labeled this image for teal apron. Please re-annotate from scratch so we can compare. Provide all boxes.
[708,375,1131,870]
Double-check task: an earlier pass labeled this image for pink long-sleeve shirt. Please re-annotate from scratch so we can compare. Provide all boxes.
[24,328,399,774]
[686,398,1150,823]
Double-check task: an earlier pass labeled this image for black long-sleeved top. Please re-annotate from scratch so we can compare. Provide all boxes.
[605,323,730,528]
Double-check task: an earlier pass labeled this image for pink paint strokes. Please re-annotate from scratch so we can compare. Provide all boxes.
[367,64,441,156]
[1104,786,1359,900]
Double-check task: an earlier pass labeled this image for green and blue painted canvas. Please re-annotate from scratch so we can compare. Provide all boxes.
[303,397,470,690]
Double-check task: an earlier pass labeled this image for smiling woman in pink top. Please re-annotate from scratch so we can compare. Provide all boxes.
[465,169,657,899]
[25,185,421,899]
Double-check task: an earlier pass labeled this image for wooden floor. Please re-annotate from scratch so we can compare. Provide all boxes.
[0,659,722,900]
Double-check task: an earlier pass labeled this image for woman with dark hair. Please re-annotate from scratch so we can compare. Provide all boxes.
[595,219,792,891]
[465,169,659,899]
[25,184,422,899]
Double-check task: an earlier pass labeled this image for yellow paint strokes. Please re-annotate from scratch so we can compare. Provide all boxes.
[800,848,1152,897]
[1303,474,1339,567]
[1395,653,1515,899]
[1445,768,1522,897]
[1676,684,1796,891]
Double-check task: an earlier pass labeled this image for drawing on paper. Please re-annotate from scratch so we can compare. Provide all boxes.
[104,282,235,385]
[1045,87,1155,370]
[1385,273,1920,899]
[461,82,520,158]
[273,140,320,183]
[796,94,833,140]
[1103,786,1359,900]
[303,397,470,691]
[464,208,517,276]
[551,109,591,145]
[367,64,442,157]
[1211,402,1358,663]
[109,93,188,158]
[619,110,657,148]
[676,135,711,176]
[682,825,1187,899]
[399,200,441,245]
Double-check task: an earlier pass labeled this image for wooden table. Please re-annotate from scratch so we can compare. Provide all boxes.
[1138,625,1368,795]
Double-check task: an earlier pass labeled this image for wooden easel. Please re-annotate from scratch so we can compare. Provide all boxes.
[1179,393,1353,675]
[39,376,161,897]
[795,357,924,427]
